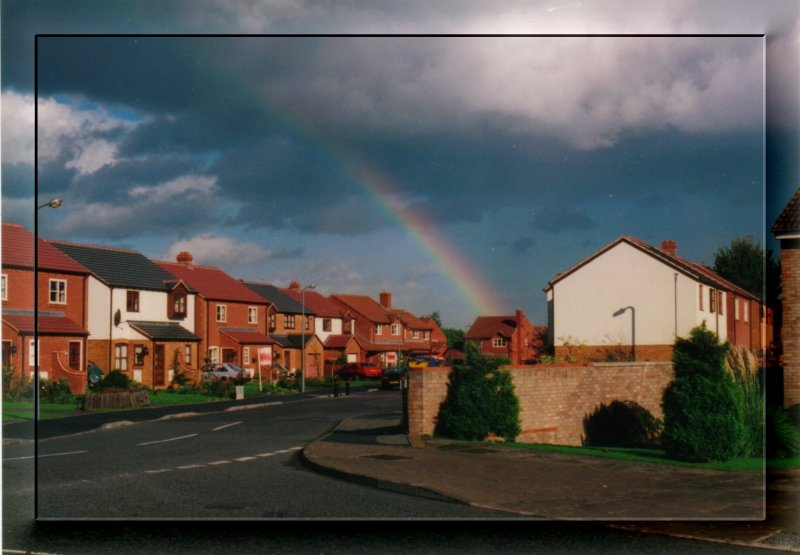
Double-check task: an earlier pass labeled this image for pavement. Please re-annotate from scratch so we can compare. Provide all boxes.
[301,412,800,553]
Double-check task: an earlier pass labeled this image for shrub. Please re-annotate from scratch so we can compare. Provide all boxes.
[94,369,133,391]
[725,345,764,457]
[582,400,662,448]
[39,378,76,404]
[2,365,33,401]
[435,343,521,442]
[661,325,747,462]
[201,378,234,398]
[766,405,800,459]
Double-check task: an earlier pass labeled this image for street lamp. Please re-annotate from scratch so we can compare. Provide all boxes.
[35,198,63,421]
[301,283,316,393]
[613,306,636,361]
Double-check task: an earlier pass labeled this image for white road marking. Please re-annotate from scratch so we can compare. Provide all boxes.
[138,433,198,446]
[208,460,231,465]
[3,450,87,462]
[177,464,204,470]
[212,421,241,431]
[145,469,171,474]
[256,453,275,457]
[289,446,303,451]
[274,449,292,454]
[235,456,256,462]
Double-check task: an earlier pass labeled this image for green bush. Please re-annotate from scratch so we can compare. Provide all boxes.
[39,378,76,404]
[582,400,662,448]
[435,343,521,442]
[201,378,234,398]
[661,325,747,462]
[93,369,133,391]
[2,365,33,401]
[725,345,764,457]
[766,405,800,459]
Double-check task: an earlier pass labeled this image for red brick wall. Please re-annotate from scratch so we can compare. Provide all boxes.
[781,244,799,407]
[407,362,674,446]
[554,344,674,364]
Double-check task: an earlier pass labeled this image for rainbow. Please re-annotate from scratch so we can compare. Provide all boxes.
[274,108,505,317]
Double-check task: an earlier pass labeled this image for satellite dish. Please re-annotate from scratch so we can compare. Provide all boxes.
[114,309,121,327]
[88,363,103,385]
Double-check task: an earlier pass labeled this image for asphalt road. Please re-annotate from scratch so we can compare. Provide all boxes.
[2,390,783,553]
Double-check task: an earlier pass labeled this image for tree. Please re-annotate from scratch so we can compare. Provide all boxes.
[713,235,777,301]
[661,325,747,462]
[423,311,443,328]
[442,328,465,349]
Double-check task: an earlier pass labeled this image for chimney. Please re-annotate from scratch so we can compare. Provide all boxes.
[379,291,392,309]
[176,251,193,266]
[288,280,301,291]
[515,308,523,327]
[661,240,677,257]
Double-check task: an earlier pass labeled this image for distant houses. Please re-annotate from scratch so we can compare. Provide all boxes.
[544,236,769,364]
[466,309,544,365]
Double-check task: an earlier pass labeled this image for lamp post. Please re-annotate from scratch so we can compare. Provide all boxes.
[301,283,316,393]
[613,306,636,361]
[35,199,63,420]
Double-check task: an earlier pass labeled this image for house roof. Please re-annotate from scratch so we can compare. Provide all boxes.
[545,236,760,301]
[241,281,306,314]
[2,223,89,274]
[50,241,177,291]
[281,289,343,318]
[466,316,517,340]
[219,328,273,344]
[128,321,200,341]
[3,311,88,335]
[269,334,313,348]
[331,294,391,324]
[388,309,436,330]
[155,260,265,304]
[772,187,800,236]
[324,335,357,349]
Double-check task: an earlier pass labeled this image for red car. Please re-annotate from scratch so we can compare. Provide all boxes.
[336,362,381,379]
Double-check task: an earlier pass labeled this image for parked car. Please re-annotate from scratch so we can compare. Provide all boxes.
[336,362,381,380]
[201,363,248,382]
[380,366,408,390]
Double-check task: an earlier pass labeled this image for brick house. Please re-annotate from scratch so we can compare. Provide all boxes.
[545,236,767,363]
[155,252,272,377]
[50,240,200,388]
[2,223,91,393]
[330,292,403,366]
[241,280,316,375]
[419,317,448,357]
[387,308,440,357]
[466,309,542,365]
[772,186,800,408]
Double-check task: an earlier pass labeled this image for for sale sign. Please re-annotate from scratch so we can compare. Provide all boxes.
[258,346,272,366]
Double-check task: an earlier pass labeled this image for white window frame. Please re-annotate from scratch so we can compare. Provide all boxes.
[49,278,67,304]
[216,304,227,322]
[412,330,419,339]
[114,343,128,371]
[424,331,430,340]
[323,318,332,332]
[375,324,383,336]
[492,337,507,348]
[209,347,219,364]
[744,302,749,322]
[1,274,7,301]
[284,314,296,329]
[248,307,258,324]
[29,339,39,367]
[243,347,251,365]
[185,344,192,365]
[391,323,400,335]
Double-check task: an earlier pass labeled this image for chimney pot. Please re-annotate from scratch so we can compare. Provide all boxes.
[176,251,193,266]
[661,240,677,257]
[379,291,392,309]
[288,281,301,291]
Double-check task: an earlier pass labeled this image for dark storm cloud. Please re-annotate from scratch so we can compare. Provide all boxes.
[533,210,596,234]
[270,247,305,260]
[1,162,33,197]
[511,237,536,254]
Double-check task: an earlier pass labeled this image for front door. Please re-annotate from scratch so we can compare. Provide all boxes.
[222,348,236,363]
[2,341,12,367]
[153,344,165,386]
[68,341,81,370]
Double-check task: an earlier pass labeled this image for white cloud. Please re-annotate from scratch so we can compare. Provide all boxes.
[2,91,36,165]
[165,233,270,269]
[129,175,217,201]
[65,139,118,175]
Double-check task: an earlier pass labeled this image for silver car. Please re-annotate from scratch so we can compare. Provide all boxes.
[201,363,247,382]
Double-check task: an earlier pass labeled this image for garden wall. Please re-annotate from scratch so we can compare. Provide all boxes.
[407,362,674,446]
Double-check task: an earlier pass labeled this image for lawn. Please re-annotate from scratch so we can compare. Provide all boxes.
[497,441,798,471]
[2,400,83,421]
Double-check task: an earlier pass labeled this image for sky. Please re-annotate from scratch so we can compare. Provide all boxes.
[1,1,798,330]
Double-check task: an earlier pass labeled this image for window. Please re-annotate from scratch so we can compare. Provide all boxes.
[209,347,219,364]
[268,313,276,331]
[305,315,312,331]
[127,290,140,312]
[412,330,419,339]
[323,318,332,332]
[735,299,740,320]
[134,345,145,366]
[114,344,128,371]
[49,279,67,304]
[185,345,192,365]
[391,323,400,335]
[717,291,724,315]
[216,304,227,322]
[248,307,258,324]
[698,284,704,310]
[375,324,383,336]
[173,294,186,316]
[709,288,716,313]
[29,340,39,367]
[492,337,507,348]
[424,330,430,340]
[744,303,749,322]
[1,274,6,300]
[284,314,296,329]
[343,319,352,334]
[243,347,251,365]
